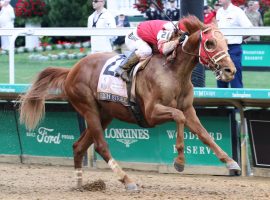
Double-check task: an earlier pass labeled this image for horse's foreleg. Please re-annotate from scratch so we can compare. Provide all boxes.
[73,129,93,188]
[184,106,241,173]
[146,104,186,172]
[107,158,138,191]
[87,115,138,191]
[174,121,185,172]
[101,116,138,191]
[95,140,138,191]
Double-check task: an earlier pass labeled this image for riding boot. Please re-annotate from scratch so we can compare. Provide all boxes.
[115,51,140,82]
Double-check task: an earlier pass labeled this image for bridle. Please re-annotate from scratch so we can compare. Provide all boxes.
[181,26,230,80]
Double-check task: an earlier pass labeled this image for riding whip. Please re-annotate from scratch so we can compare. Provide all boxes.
[150,0,178,31]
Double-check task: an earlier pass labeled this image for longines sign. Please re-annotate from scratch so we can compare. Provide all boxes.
[105,128,150,147]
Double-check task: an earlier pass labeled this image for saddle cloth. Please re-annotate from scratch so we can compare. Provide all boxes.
[97,55,129,106]
[97,54,150,106]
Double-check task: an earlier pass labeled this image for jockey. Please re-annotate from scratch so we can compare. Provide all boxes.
[115,20,180,82]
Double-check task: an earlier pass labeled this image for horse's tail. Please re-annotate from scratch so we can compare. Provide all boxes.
[19,67,70,131]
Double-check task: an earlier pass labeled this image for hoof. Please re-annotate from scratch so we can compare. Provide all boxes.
[226,161,241,170]
[174,160,185,172]
[75,169,83,188]
[121,72,130,82]
[227,161,241,176]
[76,178,83,189]
[126,183,139,192]
[229,169,241,176]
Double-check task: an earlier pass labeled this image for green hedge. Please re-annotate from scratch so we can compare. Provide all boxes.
[14,0,92,45]
[262,10,270,42]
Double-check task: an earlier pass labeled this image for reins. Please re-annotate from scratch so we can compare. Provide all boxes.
[181,32,200,57]
[180,27,229,79]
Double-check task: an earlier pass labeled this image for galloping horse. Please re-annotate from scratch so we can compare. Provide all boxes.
[19,16,240,191]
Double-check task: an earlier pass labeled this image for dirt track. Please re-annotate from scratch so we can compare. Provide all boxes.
[0,163,269,200]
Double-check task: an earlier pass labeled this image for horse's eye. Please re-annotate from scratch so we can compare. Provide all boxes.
[213,30,224,40]
[205,39,217,52]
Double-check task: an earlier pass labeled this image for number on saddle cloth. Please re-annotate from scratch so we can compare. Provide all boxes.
[103,54,126,76]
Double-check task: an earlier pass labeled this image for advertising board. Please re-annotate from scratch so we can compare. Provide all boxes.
[98,108,238,168]
[245,109,270,168]
[17,104,80,158]
[242,44,270,69]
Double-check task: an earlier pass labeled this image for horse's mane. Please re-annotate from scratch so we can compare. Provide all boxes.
[179,15,205,34]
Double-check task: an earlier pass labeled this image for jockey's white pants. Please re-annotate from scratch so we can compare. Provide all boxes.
[125,28,152,59]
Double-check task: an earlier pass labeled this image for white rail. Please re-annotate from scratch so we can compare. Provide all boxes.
[1,27,270,36]
[0,27,270,83]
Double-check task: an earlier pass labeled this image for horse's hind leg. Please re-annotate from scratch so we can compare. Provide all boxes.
[88,115,138,191]
[73,103,138,191]
[73,116,111,188]
[184,106,241,173]
[73,128,93,188]
[67,92,137,191]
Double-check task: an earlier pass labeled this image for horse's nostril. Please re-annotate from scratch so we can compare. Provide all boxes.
[224,68,236,75]
[224,68,231,73]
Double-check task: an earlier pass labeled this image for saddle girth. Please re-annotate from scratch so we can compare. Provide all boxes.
[126,60,151,128]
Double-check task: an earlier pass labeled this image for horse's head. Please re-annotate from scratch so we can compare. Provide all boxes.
[177,16,236,82]
[199,24,236,82]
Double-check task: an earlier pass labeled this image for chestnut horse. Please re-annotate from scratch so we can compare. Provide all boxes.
[19,16,240,191]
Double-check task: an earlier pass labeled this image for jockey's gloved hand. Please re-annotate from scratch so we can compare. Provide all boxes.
[179,32,189,44]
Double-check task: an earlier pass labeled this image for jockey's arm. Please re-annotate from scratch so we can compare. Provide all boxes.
[157,30,179,56]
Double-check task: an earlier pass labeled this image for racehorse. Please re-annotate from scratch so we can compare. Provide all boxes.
[19,15,240,191]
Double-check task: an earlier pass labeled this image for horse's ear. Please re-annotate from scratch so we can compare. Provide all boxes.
[179,15,203,34]
[178,22,187,32]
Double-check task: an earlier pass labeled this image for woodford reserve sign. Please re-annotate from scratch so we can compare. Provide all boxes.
[101,108,238,167]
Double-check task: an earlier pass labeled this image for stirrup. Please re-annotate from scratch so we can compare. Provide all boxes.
[121,71,130,82]
[114,68,123,77]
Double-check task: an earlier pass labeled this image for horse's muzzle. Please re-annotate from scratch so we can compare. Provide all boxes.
[219,67,236,82]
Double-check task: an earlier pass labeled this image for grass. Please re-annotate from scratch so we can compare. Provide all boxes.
[205,70,270,89]
[0,51,270,89]
[0,50,81,83]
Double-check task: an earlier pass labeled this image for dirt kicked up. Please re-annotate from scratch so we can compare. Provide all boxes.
[0,163,269,200]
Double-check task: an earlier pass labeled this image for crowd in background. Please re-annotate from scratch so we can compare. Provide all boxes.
[202,0,264,88]
[0,0,15,50]
[145,0,180,21]
[0,0,267,51]
[86,0,264,89]
[203,0,264,42]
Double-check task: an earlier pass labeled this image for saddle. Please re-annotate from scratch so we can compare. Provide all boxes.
[126,56,151,85]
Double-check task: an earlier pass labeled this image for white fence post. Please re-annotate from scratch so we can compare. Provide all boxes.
[8,30,33,84]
